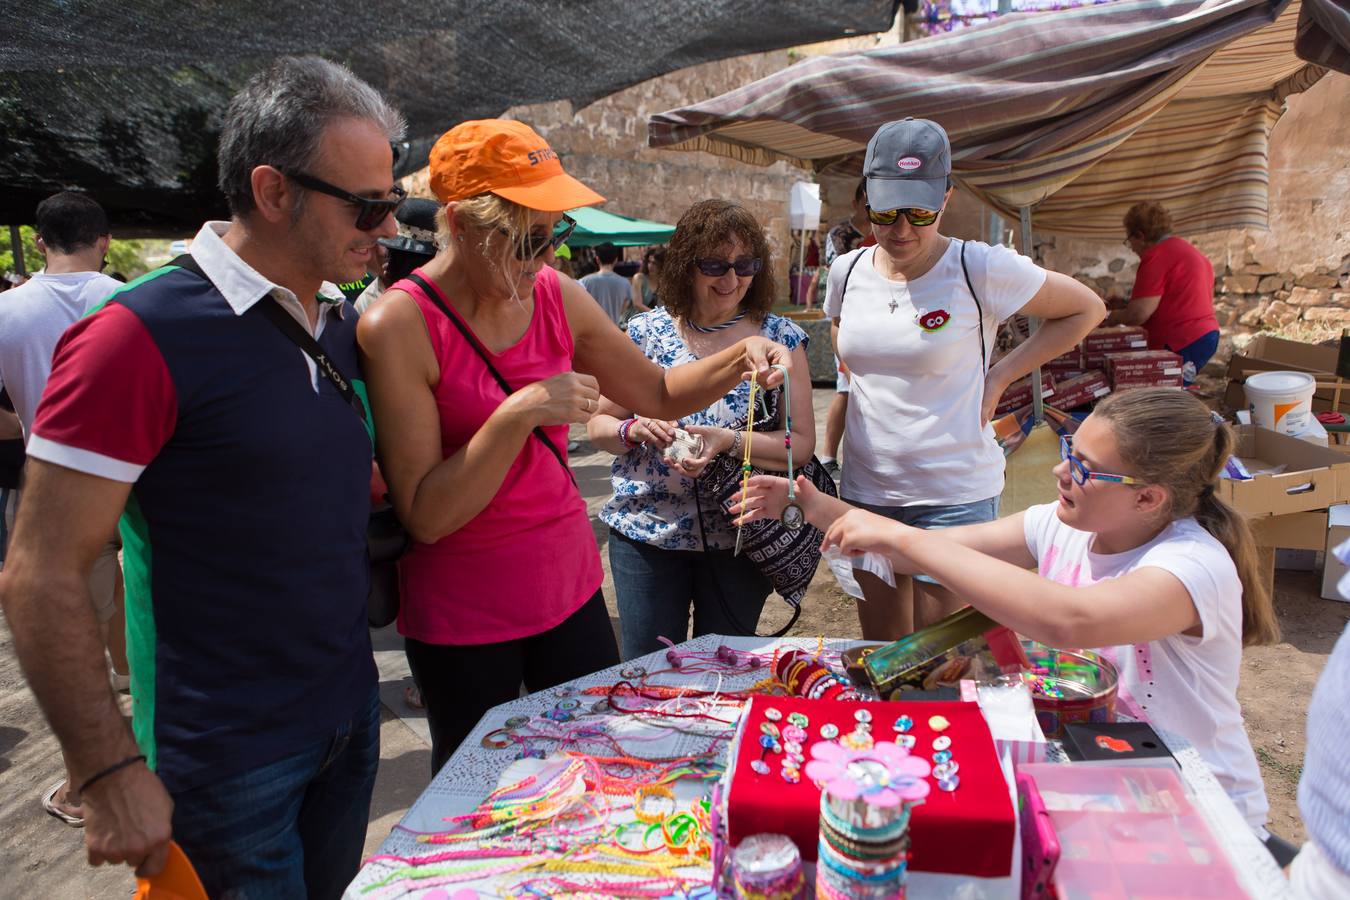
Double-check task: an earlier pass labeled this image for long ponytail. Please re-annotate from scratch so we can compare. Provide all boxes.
[1094,389,1279,646]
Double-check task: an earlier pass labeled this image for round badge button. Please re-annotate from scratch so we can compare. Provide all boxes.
[932,735,952,752]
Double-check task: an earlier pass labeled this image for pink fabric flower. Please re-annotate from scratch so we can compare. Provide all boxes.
[804,740,932,806]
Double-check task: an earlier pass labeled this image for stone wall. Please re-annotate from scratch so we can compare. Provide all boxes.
[405,50,813,298]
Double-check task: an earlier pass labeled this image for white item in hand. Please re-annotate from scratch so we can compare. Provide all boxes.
[662,428,705,464]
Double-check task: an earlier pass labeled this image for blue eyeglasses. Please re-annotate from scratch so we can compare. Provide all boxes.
[1059,435,1142,486]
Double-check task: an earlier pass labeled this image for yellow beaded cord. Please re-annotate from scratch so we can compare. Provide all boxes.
[734,370,759,556]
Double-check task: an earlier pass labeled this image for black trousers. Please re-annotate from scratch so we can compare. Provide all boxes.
[405,589,620,774]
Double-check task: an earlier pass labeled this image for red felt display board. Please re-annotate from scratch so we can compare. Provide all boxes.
[726,696,1015,877]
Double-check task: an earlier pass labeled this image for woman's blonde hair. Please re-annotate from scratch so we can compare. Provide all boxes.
[1092,389,1279,646]
[436,192,539,299]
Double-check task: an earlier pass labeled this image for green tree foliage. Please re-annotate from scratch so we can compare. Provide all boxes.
[1,226,149,280]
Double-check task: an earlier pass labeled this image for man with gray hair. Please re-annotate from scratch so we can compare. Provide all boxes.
[0,56,404,896]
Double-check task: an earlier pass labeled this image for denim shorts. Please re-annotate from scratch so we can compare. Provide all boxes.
[842,495,1001,584]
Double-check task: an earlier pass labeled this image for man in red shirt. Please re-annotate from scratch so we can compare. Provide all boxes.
[1106,201,1219,383]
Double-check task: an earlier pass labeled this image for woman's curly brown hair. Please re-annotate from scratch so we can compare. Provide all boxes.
[1123,201,1173,244]
[657,199,777,323]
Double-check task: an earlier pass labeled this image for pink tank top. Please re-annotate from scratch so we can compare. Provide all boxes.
[393,266,602,645]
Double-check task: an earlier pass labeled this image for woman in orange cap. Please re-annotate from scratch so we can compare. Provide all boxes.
[358,119,791,773]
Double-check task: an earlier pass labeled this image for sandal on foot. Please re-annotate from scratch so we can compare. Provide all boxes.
[403,682,424,710]
[41,780,84,828]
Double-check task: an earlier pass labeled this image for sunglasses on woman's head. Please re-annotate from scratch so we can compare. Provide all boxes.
[1059,435,1142,487]
[502,214,577,260]
[283,171,407,231]
[865,204,941,227]
[694,257,763,278]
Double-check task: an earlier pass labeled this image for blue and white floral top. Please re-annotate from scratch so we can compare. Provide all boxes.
[601,308,808,551]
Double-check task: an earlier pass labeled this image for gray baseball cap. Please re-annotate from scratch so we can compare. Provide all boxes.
[863,118,951,213]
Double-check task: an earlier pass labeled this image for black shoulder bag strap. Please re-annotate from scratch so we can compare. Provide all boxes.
[958,239,988,372]
[403,271,577,487]
[169,254,370,423]
[836,246,869,318]
[838,242,985,370]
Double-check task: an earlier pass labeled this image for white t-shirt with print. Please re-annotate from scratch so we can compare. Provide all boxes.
[824,240,1044,506]
[1022,502,1269,830]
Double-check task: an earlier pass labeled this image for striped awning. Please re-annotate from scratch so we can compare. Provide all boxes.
[648,0,1350,237]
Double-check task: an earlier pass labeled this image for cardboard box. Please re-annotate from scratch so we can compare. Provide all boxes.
[1252,510,1330,595]
[1219,426,1350,518]
[1224,334,1344,415]
[1275,548,1319,570]
[1105,350,1184,379]
[996,371,1056,416]
[1053,370,1112,409]
[1084,325,1149,354]
[1321,504,1350,602]
[1112,375,1185,392]
[1044,347,1085,372]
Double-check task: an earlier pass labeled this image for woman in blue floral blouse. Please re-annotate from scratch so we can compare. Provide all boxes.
[588,200,816,659]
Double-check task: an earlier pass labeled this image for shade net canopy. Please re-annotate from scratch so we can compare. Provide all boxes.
[563,206,676,248]
[0,0,901,230]
[648,0,1350,237]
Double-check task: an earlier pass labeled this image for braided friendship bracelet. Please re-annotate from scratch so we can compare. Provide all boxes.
[618,417,640,448]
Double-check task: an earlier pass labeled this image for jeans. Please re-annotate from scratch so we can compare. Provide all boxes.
[1169,329,1220,384]
[405,589,620,774]
[609,528,773,660]
[170,687,381,900]
[844,495,1001,585]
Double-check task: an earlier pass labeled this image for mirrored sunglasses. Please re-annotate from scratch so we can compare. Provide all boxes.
[865,204,941,227]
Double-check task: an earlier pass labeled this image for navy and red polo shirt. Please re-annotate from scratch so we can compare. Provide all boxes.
[28,223,376,792]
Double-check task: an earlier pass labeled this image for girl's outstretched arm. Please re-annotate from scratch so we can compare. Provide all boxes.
[822,509,1202,648]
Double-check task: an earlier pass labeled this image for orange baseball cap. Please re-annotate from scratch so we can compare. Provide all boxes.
[428,119,605,212]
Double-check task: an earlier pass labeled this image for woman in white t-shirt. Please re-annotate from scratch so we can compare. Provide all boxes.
[825,118,1103,639]
[736,388,1280,834]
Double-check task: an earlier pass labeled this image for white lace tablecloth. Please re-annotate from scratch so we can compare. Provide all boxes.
[344,635,1290,899]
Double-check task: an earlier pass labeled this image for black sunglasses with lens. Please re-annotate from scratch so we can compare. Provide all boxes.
[283,171,407,231]
[502,214,577,260]
[694,257,763,278]
[865,204,941,227]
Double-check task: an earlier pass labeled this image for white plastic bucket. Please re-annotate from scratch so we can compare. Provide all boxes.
[1245,370,1316,436]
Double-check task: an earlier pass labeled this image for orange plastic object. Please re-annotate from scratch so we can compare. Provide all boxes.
[133,842,207,900]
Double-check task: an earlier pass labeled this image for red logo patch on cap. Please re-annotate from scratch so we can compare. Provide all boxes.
[897,156,923,170]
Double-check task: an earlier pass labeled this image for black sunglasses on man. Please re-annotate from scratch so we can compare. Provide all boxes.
[283,171,407,231]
